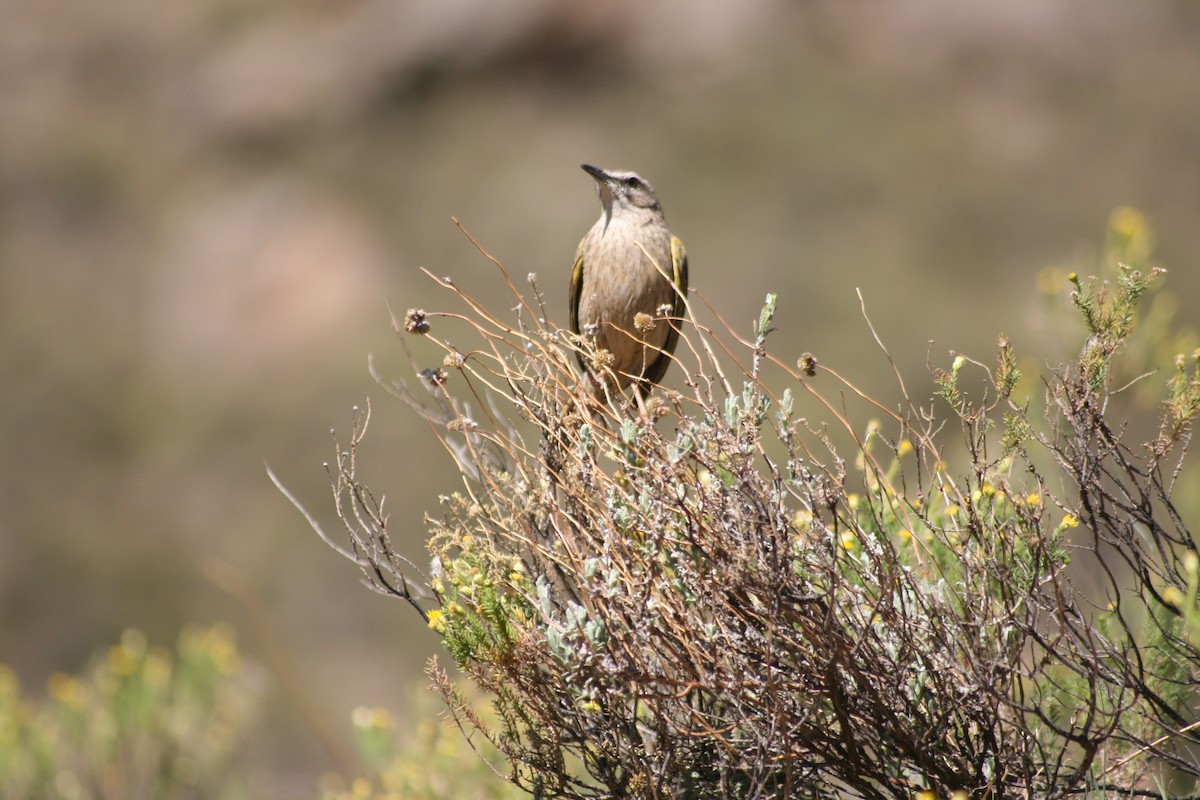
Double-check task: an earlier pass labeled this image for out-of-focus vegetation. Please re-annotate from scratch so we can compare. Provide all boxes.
[318,686,526,800]
[0,625,537,798]
[6,0,1200,791]
[0,626,259,799]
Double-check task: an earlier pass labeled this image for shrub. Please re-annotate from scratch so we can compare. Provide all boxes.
[304,210,1200,798]
[0,625,259,800]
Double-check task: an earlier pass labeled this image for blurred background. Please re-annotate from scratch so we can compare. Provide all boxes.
[3,0,1199,793]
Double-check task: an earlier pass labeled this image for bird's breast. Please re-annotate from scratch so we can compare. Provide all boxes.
[578,217,675,368]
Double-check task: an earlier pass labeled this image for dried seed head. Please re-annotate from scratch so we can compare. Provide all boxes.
[404,308,430,334]
[644,395,668,420]
[443,351,466,369]
[419,367,448,387]
[590,348,615,373]
[799,352,818,377]
[634,312,656,333]
[655,303,674,318]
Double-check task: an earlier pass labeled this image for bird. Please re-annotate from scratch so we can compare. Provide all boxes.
[569,164,688,398]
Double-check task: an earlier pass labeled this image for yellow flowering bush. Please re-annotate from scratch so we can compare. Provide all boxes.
[0,625,259,800]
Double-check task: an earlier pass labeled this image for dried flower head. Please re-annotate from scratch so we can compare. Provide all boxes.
[419,367,447,387]
[643,395,668,420]
[590,348,615,373]
[404,308,430,334]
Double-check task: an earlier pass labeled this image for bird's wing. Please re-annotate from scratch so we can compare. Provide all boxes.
[568,237,587,370]
[640,235,688,389]
[671,234,689,319]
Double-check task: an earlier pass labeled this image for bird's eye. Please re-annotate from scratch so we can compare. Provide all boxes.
[623,176,641,188]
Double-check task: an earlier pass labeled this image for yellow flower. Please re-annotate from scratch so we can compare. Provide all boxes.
[1110,205,1148,239]
[48,673,87,711]
[580,699,601,713]
[426,610,445,631]
[1060,514,1080,529]
[1162,586,1184,609]
[352,706,394,731]
[144,649,172,690]
[198,625,240,674]
[897,529,912,544]
[1186,551,1200,576]
[847,494,861,511]
[108,643,139,677]
[840,530,857,550]
[1025,492,1042,506]
[897,439,914,458]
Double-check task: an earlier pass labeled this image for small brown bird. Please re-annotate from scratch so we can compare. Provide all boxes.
[569,164,688,397]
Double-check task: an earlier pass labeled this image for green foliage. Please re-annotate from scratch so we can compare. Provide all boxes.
[1038,207,1196,410]
[0,625,258,800]
[934,354,965,408]
[1159,349,1200,456]
[1070,263,1165,391]
[427,494,537,668]
[994,334,1021,402]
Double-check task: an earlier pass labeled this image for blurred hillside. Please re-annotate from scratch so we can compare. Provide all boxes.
[3,0,1199,793]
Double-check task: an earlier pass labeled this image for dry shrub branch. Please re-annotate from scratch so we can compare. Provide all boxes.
[311,231,1200,798]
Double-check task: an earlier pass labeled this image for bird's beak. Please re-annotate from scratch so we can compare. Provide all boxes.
[581,164,608,182]
[581,164,615,209]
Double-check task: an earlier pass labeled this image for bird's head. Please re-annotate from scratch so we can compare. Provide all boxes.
[582,164,662,217]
